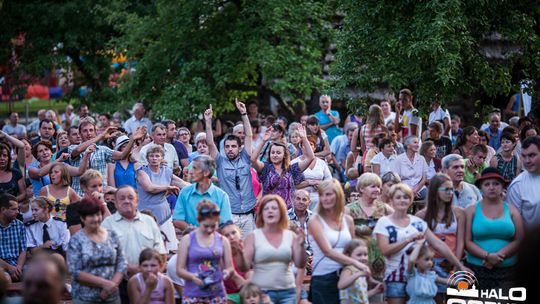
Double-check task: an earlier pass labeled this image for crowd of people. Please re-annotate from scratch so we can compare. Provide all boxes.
[0,89,539,304]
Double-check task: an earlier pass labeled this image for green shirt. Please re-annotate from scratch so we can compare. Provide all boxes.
[463,159,488,184]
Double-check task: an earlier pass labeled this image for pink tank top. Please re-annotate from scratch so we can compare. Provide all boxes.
[135,272,166,304]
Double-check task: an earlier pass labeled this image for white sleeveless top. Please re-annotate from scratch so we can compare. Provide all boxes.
[250,229,295,290]
[309,215,352,276]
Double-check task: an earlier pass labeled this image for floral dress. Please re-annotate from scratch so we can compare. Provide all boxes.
[347,200,389,281]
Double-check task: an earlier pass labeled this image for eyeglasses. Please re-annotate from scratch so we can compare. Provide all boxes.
[178,133,189,136]
[235,175,240,190]
[199,207,220,217]
[437,187,455,193]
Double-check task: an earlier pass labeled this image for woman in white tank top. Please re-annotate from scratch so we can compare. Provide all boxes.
[307,179,371,304]
[243,195,306,304]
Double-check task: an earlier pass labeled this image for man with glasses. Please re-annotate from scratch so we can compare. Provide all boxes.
[204,100,257,237]
[441,154,482,208]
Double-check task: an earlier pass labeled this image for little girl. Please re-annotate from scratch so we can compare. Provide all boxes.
[406,241,449,304]
[338,239,384,304]
[128,248,175,304]
[239,283,272,304]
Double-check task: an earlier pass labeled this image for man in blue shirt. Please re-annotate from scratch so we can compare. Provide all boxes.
[173,154,232,232]
[205,101,257,237]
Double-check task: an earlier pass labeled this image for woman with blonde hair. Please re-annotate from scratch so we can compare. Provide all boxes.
[242,194,306,303]
[307,178,370,303]
[38,162,80,220]
[374,183,467,304]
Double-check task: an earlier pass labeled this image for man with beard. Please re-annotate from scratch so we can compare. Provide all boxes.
[205,100,256,237]
[441,154,482,208]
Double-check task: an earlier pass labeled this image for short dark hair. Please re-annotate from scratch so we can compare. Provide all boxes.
[378,138,394,150]
[428,121,443,133]
[39,119,54,129]
[77,196,106,219]
[98,113,111,120]
[162,120,176,129]
[0,193,17,209]
[68,126,79,135]
[500,132,516,144]
[522,135,540,151]
[502,126,518,135]
[224,134,242,147]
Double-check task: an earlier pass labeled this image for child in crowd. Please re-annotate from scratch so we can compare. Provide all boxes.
[128,248,175,304]
[463,144,488,184]
[338,239,384,304]
[219,221,249,304]
[406,241,449,304]
[239,283,272,304]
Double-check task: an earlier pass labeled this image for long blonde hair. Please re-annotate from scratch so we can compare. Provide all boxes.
[317,179,345,221]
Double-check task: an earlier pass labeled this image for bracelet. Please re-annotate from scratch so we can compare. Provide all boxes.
[241,113,247,116]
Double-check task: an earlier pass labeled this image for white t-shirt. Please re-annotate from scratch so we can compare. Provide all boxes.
[370,152,396,177]
[384,112,396,126]
[373,215,427,283]
[428,107,450,125]
[507,171,540,229]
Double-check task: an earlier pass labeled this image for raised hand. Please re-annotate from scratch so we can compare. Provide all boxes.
[262,127,272,142]
[204,105,213,122]
[297,125,307,139]
[86,144,97,154]
[235,98,247,114]
[133,126,147,141]
[101,126,118,140]
[57,153,70,162]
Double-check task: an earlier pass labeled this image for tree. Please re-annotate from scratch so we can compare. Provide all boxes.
[110,0,337,119]
[0,0,120,100]
[332,0,540,116]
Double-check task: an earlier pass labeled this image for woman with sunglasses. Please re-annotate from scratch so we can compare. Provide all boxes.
[176,200,234,304]
[416,173,466,303]
[38,162,81,221]
[251,125,314,209]
[26,197,70,256]
[242,195,306,304]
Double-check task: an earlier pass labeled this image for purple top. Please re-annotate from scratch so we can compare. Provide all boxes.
[260,162,304,208]
[184,231,225,298]
[135,272,166,304]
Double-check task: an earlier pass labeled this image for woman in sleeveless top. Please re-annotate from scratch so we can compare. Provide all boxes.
[137,145,188,251]
[374,183,467,304]
[496,133,522,181]
[345,173,393,303]
[107,135,140,189]
[243,195,306,304]
[176,200,234,304]
[416,173,466,302]
[350,105,387,164]
[38,163,80,220]
[465,168,524,291]
[308,179,371,304]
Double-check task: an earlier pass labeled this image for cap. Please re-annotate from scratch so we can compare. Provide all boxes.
[114,135,130,151]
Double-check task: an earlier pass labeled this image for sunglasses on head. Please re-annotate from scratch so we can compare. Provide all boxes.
[200,207,220,217]
[219,220,234,230]
[235,175,240,190]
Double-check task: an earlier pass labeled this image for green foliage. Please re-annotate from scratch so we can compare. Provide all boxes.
[333,0,540,115]
[108,0,336,119]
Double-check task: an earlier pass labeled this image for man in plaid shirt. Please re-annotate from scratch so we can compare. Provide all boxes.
[68,119,147,195]
[0,193,27,282]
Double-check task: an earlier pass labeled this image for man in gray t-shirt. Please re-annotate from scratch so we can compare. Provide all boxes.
[442,154,482,208]
[205,101,256,237]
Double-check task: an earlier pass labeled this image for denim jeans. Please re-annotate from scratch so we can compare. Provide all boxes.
[309,270,340,304]
[264,288,297,304]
